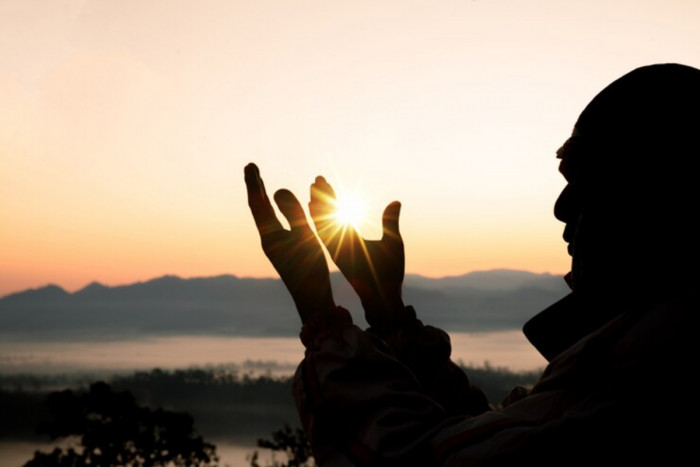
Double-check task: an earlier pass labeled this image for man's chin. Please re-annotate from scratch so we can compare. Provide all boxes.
[564,271,573,289]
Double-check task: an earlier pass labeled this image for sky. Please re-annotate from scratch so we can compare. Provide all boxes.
[2,0,700,296]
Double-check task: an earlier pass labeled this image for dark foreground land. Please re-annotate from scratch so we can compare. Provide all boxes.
[1,364,540,447]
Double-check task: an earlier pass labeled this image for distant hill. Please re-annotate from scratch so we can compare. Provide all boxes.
[0,270,569,341]
[404,269,566,292]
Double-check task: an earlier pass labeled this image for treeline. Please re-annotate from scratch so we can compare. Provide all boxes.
[1,365,541,445]
[110,369,299,443]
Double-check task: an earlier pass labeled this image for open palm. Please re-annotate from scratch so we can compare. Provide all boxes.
[245,163,335,323]
[309,176,406,329]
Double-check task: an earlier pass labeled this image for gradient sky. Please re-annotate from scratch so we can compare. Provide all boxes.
[2,0,700,296]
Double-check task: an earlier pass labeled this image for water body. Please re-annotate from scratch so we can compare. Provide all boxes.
[0,331,546,375]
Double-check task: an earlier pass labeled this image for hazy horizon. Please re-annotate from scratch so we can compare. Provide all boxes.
[1,266,567,297]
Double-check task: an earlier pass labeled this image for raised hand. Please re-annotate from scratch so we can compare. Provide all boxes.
[309,176,408,330]
[245,163,335,323]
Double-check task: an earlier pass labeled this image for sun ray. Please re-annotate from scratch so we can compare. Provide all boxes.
[356,234,382,297]
[333,194,366,229]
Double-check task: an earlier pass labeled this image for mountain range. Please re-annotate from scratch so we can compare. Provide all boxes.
[0,270,569,341]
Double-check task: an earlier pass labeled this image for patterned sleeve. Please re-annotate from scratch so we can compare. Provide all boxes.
[292,306,492,466]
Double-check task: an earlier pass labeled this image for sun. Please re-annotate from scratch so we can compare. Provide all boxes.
[332,194,366,228]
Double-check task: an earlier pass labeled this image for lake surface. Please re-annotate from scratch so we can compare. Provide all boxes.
[0,330,547,375]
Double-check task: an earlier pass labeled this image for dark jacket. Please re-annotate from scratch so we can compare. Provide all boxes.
[293,293,694,466]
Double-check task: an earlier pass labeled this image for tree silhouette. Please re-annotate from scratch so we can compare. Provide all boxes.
[24,381,218,467]
[248,424,314,467]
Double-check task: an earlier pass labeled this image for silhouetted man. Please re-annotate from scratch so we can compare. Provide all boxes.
[245,63,698,466]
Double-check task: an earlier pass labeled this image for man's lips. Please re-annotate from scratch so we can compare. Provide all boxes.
[563,223,577,256]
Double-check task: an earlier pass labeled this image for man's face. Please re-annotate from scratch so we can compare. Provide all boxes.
[553,134,585,290]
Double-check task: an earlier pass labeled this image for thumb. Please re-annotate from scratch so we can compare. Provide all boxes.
[382,201,402,239]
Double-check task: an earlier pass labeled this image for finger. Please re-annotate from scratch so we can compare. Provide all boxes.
[274,189,312,231]
[245,163,283,234]
[382,201,402,240]
[309,176,339,237]
[309,176,338,215]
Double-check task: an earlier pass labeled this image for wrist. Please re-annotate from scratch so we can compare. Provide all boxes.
[361,292,405,314]
[294,290,336,324]
[363,302,416,333]
[299,305,353,349]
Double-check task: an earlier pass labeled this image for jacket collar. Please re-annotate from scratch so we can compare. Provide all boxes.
[523,292,620,362]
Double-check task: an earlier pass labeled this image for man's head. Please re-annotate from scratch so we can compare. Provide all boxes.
[555,63,700,300]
